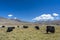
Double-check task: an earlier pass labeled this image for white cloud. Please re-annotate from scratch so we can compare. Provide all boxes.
[32,14,54,21]
[53,13,59,16]
[8,14,13,17]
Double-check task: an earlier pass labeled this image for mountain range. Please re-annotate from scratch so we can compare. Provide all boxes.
[0,17,60,26]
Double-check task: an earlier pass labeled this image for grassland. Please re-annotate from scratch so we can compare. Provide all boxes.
[0,25,60,40]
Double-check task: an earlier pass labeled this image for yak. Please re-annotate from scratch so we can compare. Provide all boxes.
[7,27,15,32]
[35,26,39,30]
[46,26,55,33]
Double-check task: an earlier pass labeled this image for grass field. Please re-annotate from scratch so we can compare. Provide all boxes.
[0,25,60,40]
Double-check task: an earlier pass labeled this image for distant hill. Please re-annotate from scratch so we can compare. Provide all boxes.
[35,20,60,25]
[0,17,34,26]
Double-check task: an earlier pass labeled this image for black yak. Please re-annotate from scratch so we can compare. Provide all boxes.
[35,26,39,30]
[2,26,5,28]
[17,26,19,28]
[46,26,55,33]
[7,27,15,32]
[23,25,28,28]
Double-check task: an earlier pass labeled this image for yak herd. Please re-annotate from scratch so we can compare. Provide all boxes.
[1,25,55,34]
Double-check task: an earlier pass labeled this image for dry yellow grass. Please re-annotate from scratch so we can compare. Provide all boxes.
[0,25,60,40]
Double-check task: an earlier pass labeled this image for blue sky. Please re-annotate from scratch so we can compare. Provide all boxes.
[0,0,60,22]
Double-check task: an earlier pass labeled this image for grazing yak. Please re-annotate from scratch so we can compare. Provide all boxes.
[2,26,5,28]
[23,25,28,28]
[17,26,19,28]
[46,26,55,33]
[35,26,39,30]
[7,27,15,32]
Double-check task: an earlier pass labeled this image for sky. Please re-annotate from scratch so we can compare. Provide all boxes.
[0,0,60,22]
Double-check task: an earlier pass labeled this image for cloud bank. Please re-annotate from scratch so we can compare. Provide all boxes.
[32,13,59,21]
